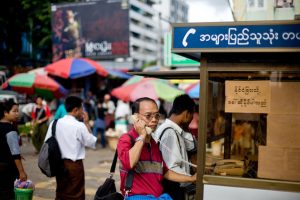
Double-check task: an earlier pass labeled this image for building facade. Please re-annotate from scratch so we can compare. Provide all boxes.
[129,0,188,68]
[232,0,300,21]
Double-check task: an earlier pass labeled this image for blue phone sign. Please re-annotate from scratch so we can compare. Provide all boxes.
[173,23,300,51]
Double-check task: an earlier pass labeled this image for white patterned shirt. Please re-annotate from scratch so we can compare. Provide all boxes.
[154,119,195,177]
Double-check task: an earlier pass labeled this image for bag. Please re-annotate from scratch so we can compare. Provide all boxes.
[94,176,123,200]
[38,119,64,177]
[94,134,135,200]
[94,151,124,200]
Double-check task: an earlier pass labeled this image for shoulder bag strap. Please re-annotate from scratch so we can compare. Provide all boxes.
[158,127,182,151]
[51,119,59,137]
[109,150,118,174]
[110,133,135,174]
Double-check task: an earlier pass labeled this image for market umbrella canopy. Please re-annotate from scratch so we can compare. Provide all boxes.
[45,58,108,79]
[123,75,170,86]
[185,81,200,99]
[1,73,68,99]
[28,67,48,75]
[122,75,144,86]
[111,78,184,102]
[106,68,132,79]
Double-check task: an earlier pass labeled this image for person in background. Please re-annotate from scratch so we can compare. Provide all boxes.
[83,91,96,120]
[54,99,67,120]
[21,102,35,123]
[242,121,254,156]
[214,111,225,137]
[114,99,131,135]
[154,94,197,200]
[44,96,97,200]
[0,100,28,199]
[93,98,106,148]
[102,94,115,130]
[31,96,51,152]
[232,120,245,156]
[117,97,196,200]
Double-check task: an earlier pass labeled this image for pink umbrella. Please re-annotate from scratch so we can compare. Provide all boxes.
[111,78,184,102]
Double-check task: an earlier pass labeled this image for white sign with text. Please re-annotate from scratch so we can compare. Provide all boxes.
[225,81,270,113]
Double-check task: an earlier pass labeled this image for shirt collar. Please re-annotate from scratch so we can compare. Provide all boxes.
[163,119,183,135]
[65,114,77,120]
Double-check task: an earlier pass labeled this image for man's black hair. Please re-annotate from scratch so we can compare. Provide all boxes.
[0,99,18,119]
[169,94,195,117]
[65,96,83,112]
[132,97,157,114]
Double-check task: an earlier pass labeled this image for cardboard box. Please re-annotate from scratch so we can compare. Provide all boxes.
[267,114,300,148]
[270,82,300,114]
[258,146,300,182]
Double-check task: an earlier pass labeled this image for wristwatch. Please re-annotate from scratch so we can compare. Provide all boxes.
[135,136,145,143]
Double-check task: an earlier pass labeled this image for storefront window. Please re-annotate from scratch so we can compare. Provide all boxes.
[205,69,300,182]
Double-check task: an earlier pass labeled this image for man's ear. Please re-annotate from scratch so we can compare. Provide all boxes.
[71,107,79,115]
[182,110,189,119]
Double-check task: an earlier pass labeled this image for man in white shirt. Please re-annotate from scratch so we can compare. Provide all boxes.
[154,94,197,200]
[44,96,97,200]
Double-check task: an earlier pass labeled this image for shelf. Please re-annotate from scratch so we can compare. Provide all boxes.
[203,175,300,192]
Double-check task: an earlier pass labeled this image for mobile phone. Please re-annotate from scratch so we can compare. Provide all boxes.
[128,114,152,135]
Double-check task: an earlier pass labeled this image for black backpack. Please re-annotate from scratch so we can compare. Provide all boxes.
[38,119,64,177]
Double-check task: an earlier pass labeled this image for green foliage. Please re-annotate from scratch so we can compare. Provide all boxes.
[18,123,33,137]
[0,0,75,66]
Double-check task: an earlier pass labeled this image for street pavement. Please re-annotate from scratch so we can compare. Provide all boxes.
[20,136,119,200]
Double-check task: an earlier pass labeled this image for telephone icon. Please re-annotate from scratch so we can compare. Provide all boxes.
[182,28,196,47]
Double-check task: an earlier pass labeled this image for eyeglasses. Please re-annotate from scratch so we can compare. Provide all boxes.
[139,113,160,121]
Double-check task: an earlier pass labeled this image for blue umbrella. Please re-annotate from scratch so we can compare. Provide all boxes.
[106,69,132,79]
[186,82,200,98]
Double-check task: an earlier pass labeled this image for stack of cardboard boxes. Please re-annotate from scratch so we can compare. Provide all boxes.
[258,82,300,182]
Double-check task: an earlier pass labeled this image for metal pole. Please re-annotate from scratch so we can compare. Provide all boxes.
[196,56,208,200]
[157,11,162,67]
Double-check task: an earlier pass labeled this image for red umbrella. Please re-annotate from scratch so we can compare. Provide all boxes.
[45,58,108,79]
[1,73,68,99]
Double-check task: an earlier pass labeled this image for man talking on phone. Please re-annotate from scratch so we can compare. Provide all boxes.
[44,96,97,200]
[117,97,196,200]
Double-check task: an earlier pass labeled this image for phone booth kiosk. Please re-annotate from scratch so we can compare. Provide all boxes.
[132,20,300,200]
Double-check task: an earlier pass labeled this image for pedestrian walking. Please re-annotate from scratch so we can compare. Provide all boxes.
[0,99,28,199]
[31,96,51,152]
[154,94,197,200]
[44,96,97,200]
[117,97,196,200]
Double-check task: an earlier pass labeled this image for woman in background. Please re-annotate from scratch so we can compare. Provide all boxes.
[31,96,51,152]
[0,100,28,199]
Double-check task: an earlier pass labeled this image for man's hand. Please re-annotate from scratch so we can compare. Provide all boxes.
[82,111,89,124]
[133,117,147,137]
[191,173,197,183]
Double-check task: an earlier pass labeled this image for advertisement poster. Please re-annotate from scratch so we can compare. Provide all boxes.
[51,1,129,61]
[225,80,270,113]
